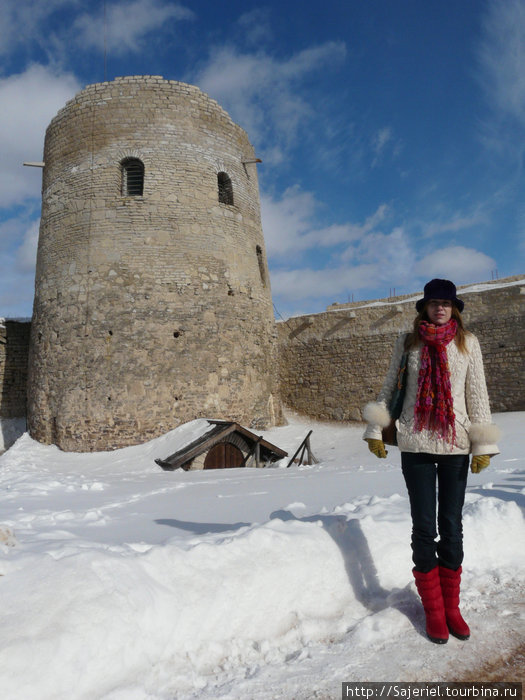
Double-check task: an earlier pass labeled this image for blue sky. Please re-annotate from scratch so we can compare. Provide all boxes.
[1,0,524,319]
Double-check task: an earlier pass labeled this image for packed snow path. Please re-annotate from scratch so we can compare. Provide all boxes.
[0,412,523,699]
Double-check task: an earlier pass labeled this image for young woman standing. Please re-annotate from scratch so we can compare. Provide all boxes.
[363,279,500,644]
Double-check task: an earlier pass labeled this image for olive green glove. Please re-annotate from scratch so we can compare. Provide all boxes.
[366,438,388,459]
[470,455,490,473]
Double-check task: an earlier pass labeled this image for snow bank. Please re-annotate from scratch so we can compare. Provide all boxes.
[0,519,356,698]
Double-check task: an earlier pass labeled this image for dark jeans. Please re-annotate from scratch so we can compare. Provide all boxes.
[401,452,469,573]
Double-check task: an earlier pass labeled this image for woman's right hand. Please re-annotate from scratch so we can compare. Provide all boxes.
[366,438,388,459]
[470,455,490,473]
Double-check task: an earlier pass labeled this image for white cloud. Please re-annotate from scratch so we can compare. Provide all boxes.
[237,9,273,46]
[262,186,416,308]
[415,246,496,284]
[16,221,40,273]
[260,186,317,257]
[261,186,388,258]
[371,126,392,167]
[0,268,35,317]
[0,216,39,318]
[515,203,525,252]
[476,0,525,157]
[270,264,377,303]
[189,42,346,160]
[279,43,347,80]
[422,211,488,238]
[0,0,194,63]
[352,226,414,276]
[370,126,404,168]
[263,189,497,314]
[0,0,73,57]
[271,238,497,315]
[0,65,80,207]
[373,126,392,151]
[478,0,525,125]
[73,0,194,55]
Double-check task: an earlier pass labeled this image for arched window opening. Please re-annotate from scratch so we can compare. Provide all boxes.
[121,158,144,196]
[256,244,267,286]
[217,172,233,205]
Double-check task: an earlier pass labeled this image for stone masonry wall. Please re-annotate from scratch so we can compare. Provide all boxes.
[27,77,282,452]
[0,320,30,419]
[278,277,525,421]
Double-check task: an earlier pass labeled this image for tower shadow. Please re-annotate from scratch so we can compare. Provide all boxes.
[270,509,423,636]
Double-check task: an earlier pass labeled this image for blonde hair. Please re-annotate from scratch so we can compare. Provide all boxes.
[405,304,469,354]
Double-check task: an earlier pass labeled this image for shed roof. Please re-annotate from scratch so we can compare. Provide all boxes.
[155,420,287,471]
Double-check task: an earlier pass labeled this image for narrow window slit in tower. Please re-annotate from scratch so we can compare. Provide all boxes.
[217,172,233,205]
[256,245,267,286]
[121,158,144,196]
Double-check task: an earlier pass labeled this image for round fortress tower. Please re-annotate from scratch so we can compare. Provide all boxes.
[28,76,281,451]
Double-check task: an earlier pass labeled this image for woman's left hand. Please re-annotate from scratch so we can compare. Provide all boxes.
[470,455,491,473]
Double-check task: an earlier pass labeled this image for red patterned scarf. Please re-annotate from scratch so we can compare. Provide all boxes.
[414,318,457,445]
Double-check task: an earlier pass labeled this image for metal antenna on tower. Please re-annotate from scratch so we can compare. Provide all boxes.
[103,0,108,81]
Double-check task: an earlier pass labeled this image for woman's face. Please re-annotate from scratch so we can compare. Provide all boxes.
[426,299,453,325]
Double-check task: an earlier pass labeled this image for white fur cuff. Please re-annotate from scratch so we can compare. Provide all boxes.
[363,401,391,428]
[469,423,502,444]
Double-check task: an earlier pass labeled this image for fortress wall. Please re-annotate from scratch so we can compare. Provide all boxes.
[0,320,30,419]
[278,277,525,421]
[0,320,30,449]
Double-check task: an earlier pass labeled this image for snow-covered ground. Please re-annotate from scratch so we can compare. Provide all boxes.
[0,411,523,700]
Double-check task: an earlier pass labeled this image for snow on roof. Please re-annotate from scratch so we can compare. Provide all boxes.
[278,276,525,321]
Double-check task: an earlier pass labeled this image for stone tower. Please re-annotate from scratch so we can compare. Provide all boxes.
[27,76,281,452]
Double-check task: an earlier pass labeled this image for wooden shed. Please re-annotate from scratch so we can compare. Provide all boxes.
[155,420,288,471]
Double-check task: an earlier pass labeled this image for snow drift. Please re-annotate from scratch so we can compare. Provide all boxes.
[0,413,524,699]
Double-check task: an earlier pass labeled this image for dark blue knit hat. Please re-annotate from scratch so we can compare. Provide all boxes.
[416,278,464,313]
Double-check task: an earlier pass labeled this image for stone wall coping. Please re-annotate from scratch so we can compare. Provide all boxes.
[278,275,525,323]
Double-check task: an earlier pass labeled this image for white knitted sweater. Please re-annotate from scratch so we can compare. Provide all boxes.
[363,332,500,455]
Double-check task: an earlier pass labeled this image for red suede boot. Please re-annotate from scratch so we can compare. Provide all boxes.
[439,565,470,640]
[413,567,449,644]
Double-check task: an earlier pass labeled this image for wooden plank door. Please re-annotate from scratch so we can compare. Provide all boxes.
[203,442,244,469]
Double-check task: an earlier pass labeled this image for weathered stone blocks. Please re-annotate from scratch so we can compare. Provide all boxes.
[27,76,282,451]
[278,278,525,422]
